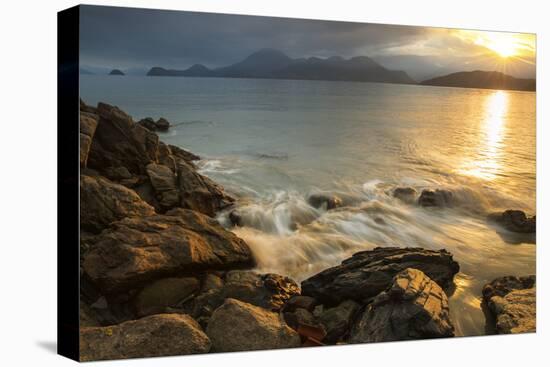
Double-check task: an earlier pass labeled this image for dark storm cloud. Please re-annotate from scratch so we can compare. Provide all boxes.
[79,5,430,69]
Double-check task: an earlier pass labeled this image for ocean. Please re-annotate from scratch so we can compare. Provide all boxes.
[81,74,536,337]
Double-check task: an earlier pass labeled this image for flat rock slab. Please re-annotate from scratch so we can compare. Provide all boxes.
[82,208,254,293]
[206,298,301,352]
[301,247,459,305]
[482,275,536,334]
[349,268,454,343]
[79,314,210,361]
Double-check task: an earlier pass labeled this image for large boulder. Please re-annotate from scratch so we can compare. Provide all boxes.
[488,210,536,233]
[418,189,453,207]
[206,298,301,352]
[82,208,254,293]
[146,163,180,209]
[79,314,210,361]
[80,112,99,167]
[87,102,160,175]
[191,271,299,320]
[482,275,536,334]
[155,117,170,131]
[392,187,417,203]
[177,160,234,216]
[301,247,459,305]
[80,175,155,233]
[317,300,360,343]
[134,277,200,317]
[349,268,454,343]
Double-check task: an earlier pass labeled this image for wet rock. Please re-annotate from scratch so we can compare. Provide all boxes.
[191,271,299,320]
[82,208,254,293]
[80,314,210,361]
[488,210,536,233]
[301,247,459,305]
[349,268,454,343]
[134,277,200,317]
[307,193,343,210]
[169,144,200,162]
[177,160,234,216]
[229,210,243,226]
[137,117,157,131]
[146,163,180,209]
[80,175,155,233]
[80,112,99,167]
[318,300,360,343]
[393,187,417,203]
[418,189,453,207]
[87,102,159,175]
[155,117,170,131]
[206,298,301,352]
[482,275,536,334]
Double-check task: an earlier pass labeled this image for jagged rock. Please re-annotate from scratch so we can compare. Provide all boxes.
[318,300,360,343]
[80,112,99,167]
[169,144,200,162]
[488,210,536,233]
[301,247,459,305]
[146,163,179,209]
[155,117,170,131]
[191,271,299,320]
[206,298,301,352]
[349,268,454,342]
[80,175,155,233]
[393,187,417,203]
[134,277,200,317]
[80,314,210,361]
[158,141,177,172]
[87,102,159,175]
[82,208,254,293]
[177,160,234,216]
[418,189,453,207]
[482,275,536,334]
[307,193,343,210]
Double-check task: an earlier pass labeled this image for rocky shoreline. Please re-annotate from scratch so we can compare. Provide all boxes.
[79,100,535,361]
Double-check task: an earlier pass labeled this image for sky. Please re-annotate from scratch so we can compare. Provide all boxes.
[79,5,536,80]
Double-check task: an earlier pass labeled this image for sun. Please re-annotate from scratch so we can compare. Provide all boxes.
[474,32,521,58]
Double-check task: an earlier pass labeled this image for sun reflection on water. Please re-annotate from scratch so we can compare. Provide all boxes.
[459,90,508,180]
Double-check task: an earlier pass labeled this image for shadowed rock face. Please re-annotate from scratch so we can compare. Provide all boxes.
[482,275,536,334]
[301,247,459,305]
[134,277,200,317]
[79,314,210,361]
[80,112,99,167]
[488,210,536,233]
[350,268,454,343]
[206,298,301,352]
[82,208,255,293]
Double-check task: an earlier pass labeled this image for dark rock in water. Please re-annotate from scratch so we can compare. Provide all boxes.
[206,298,301,352]
[134,277,200,317]
[80,112,99,167]
[318,300,360,343]
[87,102,160,175]
[229,210,243,227]
[482,275,536,334]
[80,314,210,361]
[169,144,200,162]
[301,247,459,305]
[488,210,536,233]
[177,160,234,216]
[137,117,157,131]
[155,117,170,131]
[393,187,417,203]
[418,189,453,207]
[146,163,180,210]
[349,268,454,343]
[108,69,125,76]
[191,271,299,321]
[307,193,343,210]
[80,175,155,233]
[82,208,254,293]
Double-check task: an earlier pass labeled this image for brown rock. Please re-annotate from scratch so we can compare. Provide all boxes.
[82,208,254,293]
[79,314,210,361]
[169,144,200,162]
[393,187,417,203]
[488,210,536,233]
[318,300,360,343]
[307,193,343,210]
[134,277,200,317]
[146,163,180,209]
[418,189,453,207]
[206,298,301,352]
[80,112,99,167]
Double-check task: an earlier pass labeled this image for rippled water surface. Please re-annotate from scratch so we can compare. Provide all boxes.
[81,75,536,337]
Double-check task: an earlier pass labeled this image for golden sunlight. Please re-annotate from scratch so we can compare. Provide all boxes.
[456,30,535,59]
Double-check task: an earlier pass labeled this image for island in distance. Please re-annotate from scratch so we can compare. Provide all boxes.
[109,69,125,76]
[421,70,535,91]
[147,48,416,85]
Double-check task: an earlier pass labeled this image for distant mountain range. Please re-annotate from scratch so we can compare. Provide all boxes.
[146,48,416,85]
[421,71,535,91]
